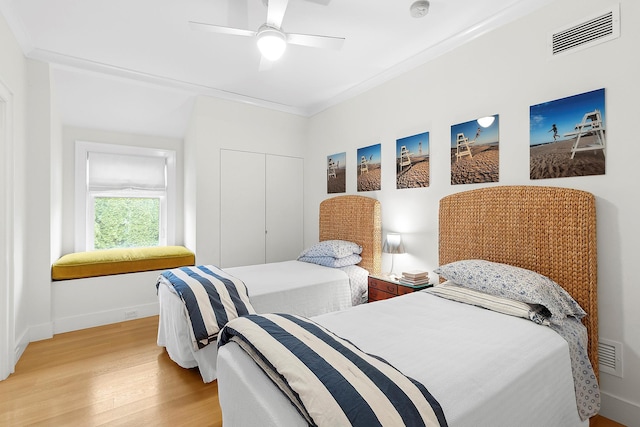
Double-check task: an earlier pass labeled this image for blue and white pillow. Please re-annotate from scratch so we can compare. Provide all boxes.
[298,240,362,259]
[298,254,362,268]
[434,259,586,325]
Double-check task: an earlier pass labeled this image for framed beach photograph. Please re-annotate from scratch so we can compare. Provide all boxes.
[529,88,605,179]
[450,114,500,185]
[396,131,430,189]
[356,143,381,192]
[327,152,346,194]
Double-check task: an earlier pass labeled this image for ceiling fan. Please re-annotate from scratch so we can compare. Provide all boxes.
[189,0,345,62]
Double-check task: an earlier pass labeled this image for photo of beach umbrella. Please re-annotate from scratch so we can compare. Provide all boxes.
[530,88,605,179]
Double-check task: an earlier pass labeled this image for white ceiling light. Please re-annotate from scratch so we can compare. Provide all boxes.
[410,0,430,18]
[477,116,495,127]
[257,25,287,61]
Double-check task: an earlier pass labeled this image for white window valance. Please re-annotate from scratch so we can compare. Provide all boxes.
[87,152,167,191]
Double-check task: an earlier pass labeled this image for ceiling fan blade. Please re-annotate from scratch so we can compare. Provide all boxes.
[303,0,331,5]
[266,0,289,28]
[189,21,256,38]
[287,33,345,50]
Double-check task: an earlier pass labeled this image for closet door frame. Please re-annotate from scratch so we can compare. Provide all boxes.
[0,79,15,380]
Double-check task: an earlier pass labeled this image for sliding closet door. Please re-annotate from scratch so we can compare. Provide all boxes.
[265,154,303,263]
[220,149,266,268]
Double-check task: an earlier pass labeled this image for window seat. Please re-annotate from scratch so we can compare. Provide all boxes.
[51,246,195,280]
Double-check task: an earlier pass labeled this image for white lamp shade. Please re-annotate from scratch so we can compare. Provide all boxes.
[383,233,405,254]
[257,26,287,61]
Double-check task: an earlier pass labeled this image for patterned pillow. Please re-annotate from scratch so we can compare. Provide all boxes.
[298,254,362,268]
[426,282,551,325]
[298,240,363,259]
[434,259,586,325]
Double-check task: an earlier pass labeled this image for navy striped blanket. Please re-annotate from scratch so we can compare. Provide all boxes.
[159,265,255,349]
[219,313,448,427]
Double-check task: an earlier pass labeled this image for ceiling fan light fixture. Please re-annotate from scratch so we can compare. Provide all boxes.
[257,25,287,61]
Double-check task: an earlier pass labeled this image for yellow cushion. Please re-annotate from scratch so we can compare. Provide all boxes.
[51,246,195,280]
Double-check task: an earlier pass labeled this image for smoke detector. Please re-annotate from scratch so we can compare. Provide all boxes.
[410,0,430,18]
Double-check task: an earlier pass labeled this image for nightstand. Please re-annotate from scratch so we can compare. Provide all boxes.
[368,275,432,302]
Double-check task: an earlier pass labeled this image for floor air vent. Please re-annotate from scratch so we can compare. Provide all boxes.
[550,5,619,56]
[599,338,623,377]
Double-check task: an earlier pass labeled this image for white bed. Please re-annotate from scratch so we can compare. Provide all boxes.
[216,186,600,426]
[157,195,382,382]
[218,291,587,426]
[157,260,367,382]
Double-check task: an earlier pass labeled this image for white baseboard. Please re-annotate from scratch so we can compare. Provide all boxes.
[14,328,29,365]
[53,302,159,334]
[28,321,53,342]
[601,391,640,427]
[14,322,53,369]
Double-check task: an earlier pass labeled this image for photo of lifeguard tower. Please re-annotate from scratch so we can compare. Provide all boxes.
[565,109,606,160]
[454,127,482,162]
[396,131,430,189]
[356,143,381,192]
[327,152,346,194]
[529,88,605,179]
[450,115,500,185]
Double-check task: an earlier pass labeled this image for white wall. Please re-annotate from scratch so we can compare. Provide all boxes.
[305,0,639,424]
[24,59,55,344]
[184,96,308,266]
[50,63,63,269]
[59,126,185,255]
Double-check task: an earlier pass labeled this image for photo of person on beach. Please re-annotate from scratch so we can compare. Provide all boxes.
[450,115,500,185]
[396,131,430,189]
[327,152,346,194]
[357,143,381,192]
[530,88,605,179]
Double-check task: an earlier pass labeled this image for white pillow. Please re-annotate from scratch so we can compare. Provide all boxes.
[434,259,586,325]
[426,282,551,325]
[298,254,362,268]
[298,240,363,259]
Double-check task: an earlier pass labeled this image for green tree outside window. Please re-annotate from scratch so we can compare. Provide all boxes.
[94,197,160,249]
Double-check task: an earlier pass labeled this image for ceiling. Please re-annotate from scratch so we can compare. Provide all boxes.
[1,0,551,138]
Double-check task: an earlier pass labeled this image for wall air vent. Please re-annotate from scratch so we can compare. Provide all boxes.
[599,338,623,377]
[550,5,619,57]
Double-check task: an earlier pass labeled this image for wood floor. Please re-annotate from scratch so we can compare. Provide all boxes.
[0,316,626,427]
[0,316,221,426]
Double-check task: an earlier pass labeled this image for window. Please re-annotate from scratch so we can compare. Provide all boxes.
[75,141,176,251]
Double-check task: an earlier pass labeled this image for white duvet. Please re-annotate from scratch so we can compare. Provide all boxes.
[157,260,365,382]
[217,290,588,427]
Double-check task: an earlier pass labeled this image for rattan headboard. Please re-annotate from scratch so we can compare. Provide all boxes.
[319,195,382,276]
[439,186,598,378]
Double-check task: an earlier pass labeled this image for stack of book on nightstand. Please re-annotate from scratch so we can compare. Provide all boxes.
[399,270,430,286]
